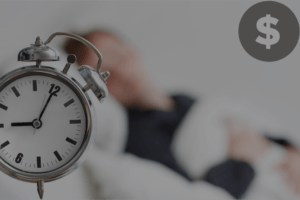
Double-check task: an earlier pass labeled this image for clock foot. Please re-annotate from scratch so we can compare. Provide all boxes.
[37,180,44,199]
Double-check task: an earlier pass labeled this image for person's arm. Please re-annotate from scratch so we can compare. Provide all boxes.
[171,95,300,199]
[202,119,267,199]
[225,118,300,199]
[246,143,300,200]
[273,146,300,197]
[172,95,298,179]
[204,159,255,199]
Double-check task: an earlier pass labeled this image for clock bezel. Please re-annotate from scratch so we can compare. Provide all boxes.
[0,65,96,183]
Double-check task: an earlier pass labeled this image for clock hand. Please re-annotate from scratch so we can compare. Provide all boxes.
[11,122,33,127]
[11,94,47,128]
[33,128,37,135]
[33,95,47,135]
[38,93,54,121]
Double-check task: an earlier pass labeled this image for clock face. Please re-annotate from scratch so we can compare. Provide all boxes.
[0,74,87,173]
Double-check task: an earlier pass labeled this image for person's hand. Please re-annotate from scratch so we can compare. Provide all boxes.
[275,147,300,196]
[224,118,270,163]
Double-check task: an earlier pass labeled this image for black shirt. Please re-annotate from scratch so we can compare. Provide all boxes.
[125,94,254,199]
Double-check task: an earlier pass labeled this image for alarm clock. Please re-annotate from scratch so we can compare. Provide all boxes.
[0,32,109,199]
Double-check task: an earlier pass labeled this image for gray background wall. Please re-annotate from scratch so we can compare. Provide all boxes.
[0,1,300,144]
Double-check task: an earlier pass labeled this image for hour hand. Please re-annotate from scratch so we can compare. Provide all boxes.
[11,122,33,127]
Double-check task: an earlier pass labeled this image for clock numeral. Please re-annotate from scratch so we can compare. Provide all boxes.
[49,84,61,96]
[15,153,23,164]
[0,140,9,149]
[0,104,8,111]
[37,157,41,168]
[0,124,3,128]
[64,99,75,107]
[54,151,62,161]
[70,120,81,124]
[33,80,37,91]
[11,86,20,97]
[66,137,77,145]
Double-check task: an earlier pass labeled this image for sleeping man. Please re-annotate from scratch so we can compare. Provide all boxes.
[0,28,298,199]
[62,29,300,200]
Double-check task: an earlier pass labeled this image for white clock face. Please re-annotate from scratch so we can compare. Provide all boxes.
[0,74,87,173]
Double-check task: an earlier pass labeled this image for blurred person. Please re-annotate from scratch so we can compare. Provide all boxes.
[64,29,300,200]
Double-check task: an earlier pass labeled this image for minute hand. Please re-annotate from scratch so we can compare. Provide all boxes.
[38,94,54,120]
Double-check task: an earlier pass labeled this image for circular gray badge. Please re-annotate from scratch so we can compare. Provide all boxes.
[239,1,299,62]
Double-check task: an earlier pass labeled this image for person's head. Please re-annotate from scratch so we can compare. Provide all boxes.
[64,29,151,108]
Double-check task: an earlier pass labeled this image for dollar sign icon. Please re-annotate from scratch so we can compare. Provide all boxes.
[256,14,280,49]
[239,1,299,61]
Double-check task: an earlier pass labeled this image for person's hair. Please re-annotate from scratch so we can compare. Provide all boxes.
[63,29,123,65]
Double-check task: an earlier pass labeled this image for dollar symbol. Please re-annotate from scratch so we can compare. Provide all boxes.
[256,14,280,49]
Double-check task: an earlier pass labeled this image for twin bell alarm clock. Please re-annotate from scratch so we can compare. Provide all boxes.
[0,32,109,199]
